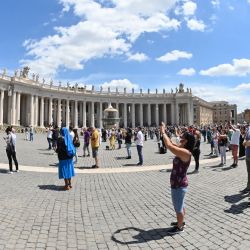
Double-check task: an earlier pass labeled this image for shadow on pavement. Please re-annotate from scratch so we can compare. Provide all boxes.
[224,202,249,214]
[224,193,250,214]
[38,185,65,191]
[115,157,128,160]
[224,193,249,204]
[159,169,171,173]
[111,227,173,244]
[0,169,9,174]
[123,164,138,167]
[49,163,59,167]
[187,170,199,175]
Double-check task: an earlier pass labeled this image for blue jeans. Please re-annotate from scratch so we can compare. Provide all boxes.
[136,145,143,164]
[30,133,33,141]
[126,143,131,157]
[171,187,187,213]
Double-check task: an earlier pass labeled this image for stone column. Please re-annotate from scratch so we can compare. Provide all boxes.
[48,98,53,125]
[82,101,86,128]
[40,97,44,127]
[123,103,127,128]
[187,101,193,125]
[34,95,39,126]
[11,91,16,125]
[0,90,4,125]
[155,103,159,126]
[147,104,151,127]
[91,102,95,127]
[16,92,21,126]
[74,100,78,128]
[171,103,175,125]
[139,103,143,126]
[175,102,179,125]
[131,103,135,128]
[163,103,167,124]
[99,102,103,128]
[30,95,34,126]
[66,99,70,128]
[57,99,61,127]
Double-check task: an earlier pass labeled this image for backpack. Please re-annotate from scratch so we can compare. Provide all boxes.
[73,137,80,147]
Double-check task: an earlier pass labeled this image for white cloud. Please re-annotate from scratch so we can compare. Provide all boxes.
[100,79,138,91]
[211,0,220,7]
[187,18,206,31]
[182,1,197,16]
[127,52,149,62]
[21,0,181,77]
[192,84,249,112]
[178,67,196,76]
[231,83,250,91]
[200,58,250,76]
[156,50,192,63]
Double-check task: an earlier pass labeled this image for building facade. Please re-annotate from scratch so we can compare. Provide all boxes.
[193,97,214,125]
[210,101,237,124]
[0,71,194,128]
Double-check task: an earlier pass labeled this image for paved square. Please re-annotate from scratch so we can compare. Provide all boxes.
[0,132,249,249]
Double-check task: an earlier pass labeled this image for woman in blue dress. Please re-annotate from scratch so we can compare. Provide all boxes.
[56,127,76,190]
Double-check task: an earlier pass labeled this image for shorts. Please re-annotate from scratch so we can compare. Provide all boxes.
[171,187,187,213]
[92,147,99,158]
[231,145,238,159]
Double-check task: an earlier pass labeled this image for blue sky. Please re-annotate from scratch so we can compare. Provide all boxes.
[0,0,250,112]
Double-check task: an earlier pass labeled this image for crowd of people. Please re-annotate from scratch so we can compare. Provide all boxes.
[2,122,250,234]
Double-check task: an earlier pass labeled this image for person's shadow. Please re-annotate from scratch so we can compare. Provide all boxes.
[38,185,65,191]
[224,193,250,214]
[111,227,174,245]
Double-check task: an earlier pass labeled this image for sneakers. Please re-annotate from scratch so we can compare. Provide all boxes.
[167,226,184,235]
[8,171,13,174]
[137,163,143,166]
[193,170,199,174]
[16,170,19,173]
[170,221,186,228]
[126,156,131,159]
[231,163,238,168]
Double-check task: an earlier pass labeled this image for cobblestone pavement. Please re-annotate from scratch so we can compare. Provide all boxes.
[0,132,213,169]
[0,132,250,249]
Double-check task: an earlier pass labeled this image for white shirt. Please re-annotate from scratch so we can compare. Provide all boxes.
[47,129,52,139]
[230,129,240,145]
[136,130,143,146]
[70,131,74,141]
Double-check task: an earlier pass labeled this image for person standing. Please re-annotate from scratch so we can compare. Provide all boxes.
[47,126,53,150]
[73,128,80,164]
[109,129,116,150]
[192,131,201,173]
[29,126,34,141]
[91,127,100,168]
[160,122,195,234]
[242,126,250,194]
[218,129,228,166]
[56,127,75,190]
[83,127,90,157]
[135,127,144,166]
[125,128,132,159]
[239,128,246,158]
[4,127,19,173]
[230,124,241,167]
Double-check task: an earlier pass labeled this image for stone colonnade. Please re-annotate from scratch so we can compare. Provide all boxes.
[0,80,193,128]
